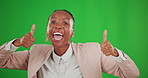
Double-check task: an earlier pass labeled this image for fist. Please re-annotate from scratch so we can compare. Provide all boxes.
[13,24,36,48]
[100,30,119,57]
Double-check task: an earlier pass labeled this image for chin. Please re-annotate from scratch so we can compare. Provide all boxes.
[52,43,63,48]
[51,41,70,48]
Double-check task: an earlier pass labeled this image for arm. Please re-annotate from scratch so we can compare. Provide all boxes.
[99,30,139,78]
[100,48,140,78]
[0,41,29,70]
[0,24,36,70]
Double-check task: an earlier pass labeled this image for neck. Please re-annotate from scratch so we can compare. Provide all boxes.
[54,43,70,56]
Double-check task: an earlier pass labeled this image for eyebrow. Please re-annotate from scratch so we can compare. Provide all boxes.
[51,17,70,21]
[51,17,57,19]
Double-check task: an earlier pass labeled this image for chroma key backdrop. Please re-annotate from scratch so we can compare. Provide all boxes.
[0,0,148,78]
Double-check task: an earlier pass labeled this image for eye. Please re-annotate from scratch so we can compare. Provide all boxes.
[51,21,56,24]
[63,22,68,25]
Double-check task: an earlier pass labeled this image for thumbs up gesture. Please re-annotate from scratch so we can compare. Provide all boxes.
[13,24,36,48]
[100,30,119,57]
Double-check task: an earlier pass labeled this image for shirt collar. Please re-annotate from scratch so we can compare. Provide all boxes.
[52,44,73,64]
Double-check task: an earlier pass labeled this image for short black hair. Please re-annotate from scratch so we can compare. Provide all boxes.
[48,9,75,29]
[53,9,75,22]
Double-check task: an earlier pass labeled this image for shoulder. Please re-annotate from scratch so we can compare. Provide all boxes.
[29,44,53,56]
[73,42,103,60]
[30,44,53,50]
[73,42,101,52]
[76,42,100,48]
[32,44,52,47]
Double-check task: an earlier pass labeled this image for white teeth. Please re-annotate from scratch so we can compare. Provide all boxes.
[54,32,63,36]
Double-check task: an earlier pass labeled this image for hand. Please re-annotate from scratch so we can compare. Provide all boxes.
[100,30,119,57]
[13,24,36,48]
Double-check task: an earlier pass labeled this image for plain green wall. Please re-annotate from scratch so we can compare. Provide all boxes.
[0,0,148,78]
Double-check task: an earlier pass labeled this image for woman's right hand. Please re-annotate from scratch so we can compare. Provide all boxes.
[13,24,36,48]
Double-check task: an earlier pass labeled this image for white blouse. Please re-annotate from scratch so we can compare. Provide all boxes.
[37,44,83,78]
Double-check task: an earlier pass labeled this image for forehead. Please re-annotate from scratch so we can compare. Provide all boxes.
[50,11,72,20]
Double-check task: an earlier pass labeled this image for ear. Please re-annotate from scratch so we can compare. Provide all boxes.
[46,32,49,42]
[71,29,74,38]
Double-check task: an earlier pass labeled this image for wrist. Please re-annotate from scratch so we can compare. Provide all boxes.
[112,48,119,57]
[12,38,22,47]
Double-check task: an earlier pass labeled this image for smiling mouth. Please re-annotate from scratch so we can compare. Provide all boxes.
[53,32,64,40]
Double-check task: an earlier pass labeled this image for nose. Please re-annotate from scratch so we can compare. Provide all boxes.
[55,25,62,29]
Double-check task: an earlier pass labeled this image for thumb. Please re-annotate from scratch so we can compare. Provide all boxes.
[30,24,36,35]
[103,30,107,42]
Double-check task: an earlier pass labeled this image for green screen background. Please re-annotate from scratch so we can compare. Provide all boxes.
[0,0,148,78]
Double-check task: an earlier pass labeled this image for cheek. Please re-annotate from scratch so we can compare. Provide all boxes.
[64,29,72,38]
[47,27,53,36]
[69,19,73,30]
